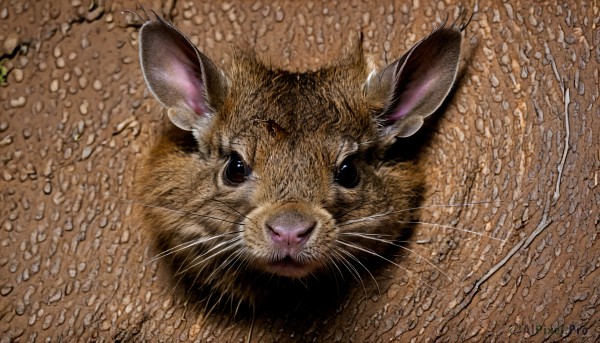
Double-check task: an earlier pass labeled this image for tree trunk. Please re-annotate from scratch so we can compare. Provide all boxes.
[1,0,598,342]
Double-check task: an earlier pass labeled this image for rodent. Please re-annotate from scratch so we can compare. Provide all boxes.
[134,14,464,309]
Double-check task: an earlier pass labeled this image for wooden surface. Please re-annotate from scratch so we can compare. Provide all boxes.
[1,0,598,341]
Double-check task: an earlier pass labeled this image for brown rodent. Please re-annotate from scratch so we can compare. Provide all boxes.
[135,14,463,308]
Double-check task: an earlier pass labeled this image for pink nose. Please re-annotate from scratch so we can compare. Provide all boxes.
[266,212,316,251]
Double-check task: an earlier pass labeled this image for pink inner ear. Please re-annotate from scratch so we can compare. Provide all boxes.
[381,26,462,127]
[166,57,207,116]
[389,72,438,120]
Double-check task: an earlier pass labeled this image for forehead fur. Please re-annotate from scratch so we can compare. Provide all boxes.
[216,47,386,142]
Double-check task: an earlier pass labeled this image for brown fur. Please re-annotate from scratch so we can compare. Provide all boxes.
[133,15,465,308]
[135,48,423,307]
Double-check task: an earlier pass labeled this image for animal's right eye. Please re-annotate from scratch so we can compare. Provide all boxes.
[334,157,359,188]
[224,152,252,185]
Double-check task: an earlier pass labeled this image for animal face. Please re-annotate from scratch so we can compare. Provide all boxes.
[136,15,462,305]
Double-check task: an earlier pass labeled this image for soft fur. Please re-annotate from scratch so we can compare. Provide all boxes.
[135,15,462,308]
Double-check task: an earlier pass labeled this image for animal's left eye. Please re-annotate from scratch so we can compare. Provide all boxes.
[334,157,359,188]
[224,151,252,185]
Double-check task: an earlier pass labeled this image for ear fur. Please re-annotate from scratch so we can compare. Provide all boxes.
[367,24,463,140]
[139,16,229,131]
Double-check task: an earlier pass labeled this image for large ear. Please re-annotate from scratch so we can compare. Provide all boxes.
[139,16,228,131]
[370,25,462,139]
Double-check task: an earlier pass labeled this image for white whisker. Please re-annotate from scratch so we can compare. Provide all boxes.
[146,230,242,265]
[324,254,346,283]
[337,240,441,295]
[331,249,368,297]
[179,237,242,275]
[105,194,245,225]
[399,220,506,242]
[337,211,392,227]
[335,246,380,295]
[340,232,453,282]
[206,248,245,283]
[392,201,493,215]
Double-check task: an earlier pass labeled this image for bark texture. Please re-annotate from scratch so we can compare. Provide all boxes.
[1,0,598,342]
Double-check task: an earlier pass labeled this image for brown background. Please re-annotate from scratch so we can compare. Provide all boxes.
[1,0,598,342]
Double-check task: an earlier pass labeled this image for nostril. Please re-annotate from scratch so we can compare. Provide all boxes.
[266,213,317,247]
[268,225,280,237]
[295,221,315,240]
[267,224,284,241]
[267,222,315,244]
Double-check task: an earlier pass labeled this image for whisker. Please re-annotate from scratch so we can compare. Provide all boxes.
[234,294,244,318]
[324,254,345,286]
[340,232,453,282]
[157,234,241,295]
[398,220,506,242]
[336,201,367,219]
[392,200,493,215]
[205,248,245,283]
[331,249,368,298]
[180,239,241,294]
[230,249,251,280]
[335,247,381,296]
[337,211,392,227]
[337,201,492,227]
[146,231,242,265]
[294,275,309,290]
[210,197,250,220]
[179,237,242,275]
[336,240,441,295]
[104,194,245,225]
[398,244,453,281]
[347,232,393,237]
[187,236,242,269]
[204,289,224,320]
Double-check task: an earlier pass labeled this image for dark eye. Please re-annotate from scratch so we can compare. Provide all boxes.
[224,152,251,185]
[334,157,359,188]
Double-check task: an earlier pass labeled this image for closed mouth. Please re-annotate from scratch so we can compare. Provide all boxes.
[267,256,311,278]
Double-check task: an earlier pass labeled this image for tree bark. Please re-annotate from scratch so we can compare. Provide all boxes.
[1,0,598,342]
